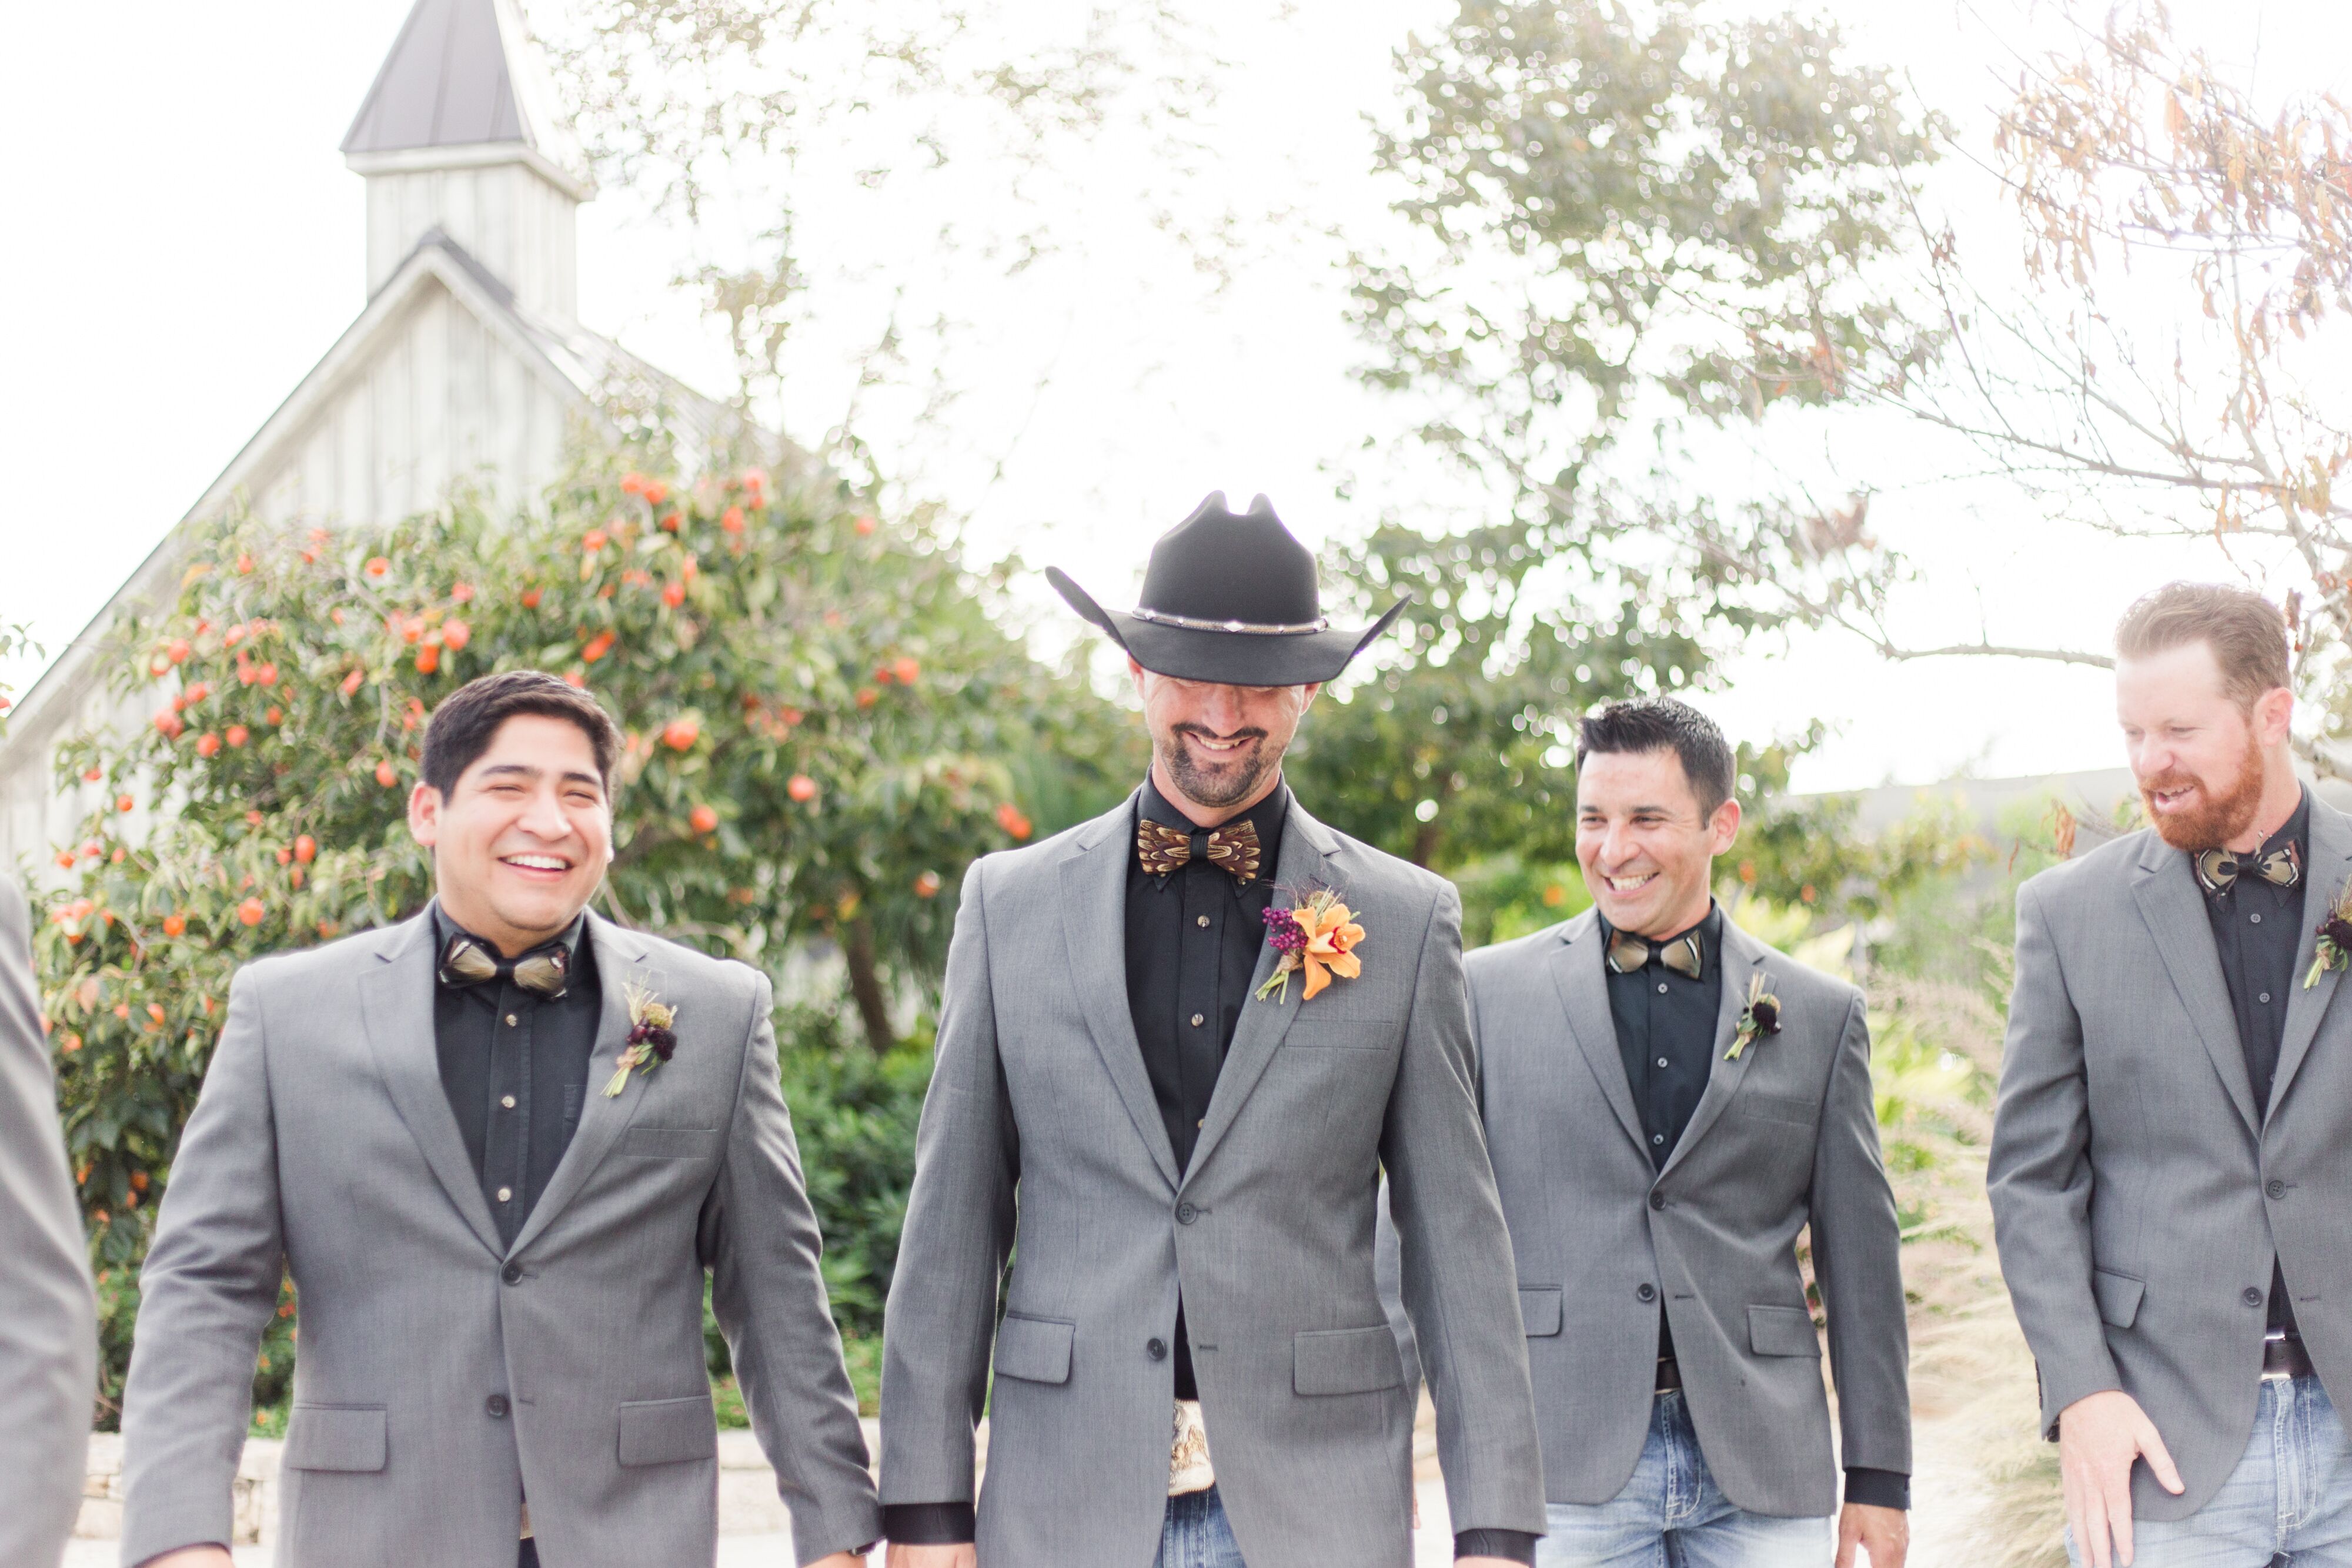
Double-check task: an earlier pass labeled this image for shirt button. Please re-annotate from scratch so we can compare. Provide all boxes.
[496,1186,513,1203]
[1636,1283,1658,1303]
[506,1014,519,1028]
[486,1394,510,1419]
[2269,1180,2288,1199]
[1177,1203,1199,1224]
[2251,913,2264,924]
[2244,1286,2265,1307]
[502,1263,523,1285]
[2260,992,2272,1004]
[1196,915,1211,928]
[1191,1013,1205,1028]
[500,1095,517,1109]
[1147,1338,1168,1361]
[1649,1192,1667,1211]
[1656,983,1668,994]
[1658,1058,1670,1068]
[1652,1134,1664,1145]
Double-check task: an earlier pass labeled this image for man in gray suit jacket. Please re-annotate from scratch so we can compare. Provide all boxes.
[122,670,877,1568]
[881,494,1545,1568]
[1458,698,1909,1568]
[1991,583,2352,1568]
[0,872,100,1567]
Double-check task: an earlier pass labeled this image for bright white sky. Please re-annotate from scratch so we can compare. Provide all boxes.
[6,0,2350,793]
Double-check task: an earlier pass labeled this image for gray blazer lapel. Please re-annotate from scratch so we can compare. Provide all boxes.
[1547,913,1647,1156]
[506,914,653,1258]
[1184,796,1333,1182]
[358,912,504,1259]
[2129,833,2260,1134]
[2269,798,2352,1121]
[1058,793,1183,1191]
[1656,917,1765,1182]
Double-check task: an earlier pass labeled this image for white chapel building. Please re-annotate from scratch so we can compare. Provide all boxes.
[0,0,727,872]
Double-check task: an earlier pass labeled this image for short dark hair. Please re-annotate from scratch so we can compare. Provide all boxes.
[1575,697,1736,813]
[420,670,622,798]
[2114,581,2290,710]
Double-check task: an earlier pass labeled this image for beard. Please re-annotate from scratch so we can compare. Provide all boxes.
[1158,723,1279,811]
[2141,728,2266,851]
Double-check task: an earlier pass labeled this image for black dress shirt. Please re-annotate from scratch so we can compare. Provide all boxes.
[1599,902,1908,1513]
[430,905,602,1251]
[2200,787,2310,1339]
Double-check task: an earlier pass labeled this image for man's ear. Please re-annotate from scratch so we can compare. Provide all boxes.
[407,783,445,850]
[1709,796,1743,855]
[2257,685,2295,748]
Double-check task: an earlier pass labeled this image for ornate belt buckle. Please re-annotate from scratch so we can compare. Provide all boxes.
[1169,1399,1215,1496]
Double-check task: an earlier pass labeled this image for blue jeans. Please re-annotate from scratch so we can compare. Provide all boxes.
[2066,1376,2352,1567]
[1156,1484,1248,1568]
[1536,1392,1833,1567]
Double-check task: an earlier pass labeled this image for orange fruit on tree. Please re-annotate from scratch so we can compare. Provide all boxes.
[162,914,186,937]
[238,898,265,927]
[196,733,221,758]
[690,804,719,834]
[914,870,942,898]
[375,760,399,787]
[787,774,818,803]
[663,717,700,750]
[295,835,316,863]
[225,726,249,748]
[116,794,134,813]
[415,644,440,675]
[442,618,470,650]
[894,657,920,684]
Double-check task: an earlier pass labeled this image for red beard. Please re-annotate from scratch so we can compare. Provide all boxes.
[2141,730,2266,851]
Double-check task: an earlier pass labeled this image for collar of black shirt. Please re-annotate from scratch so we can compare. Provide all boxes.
[429,899,591,974]
[1136,773,1291,876]
[1597,900,1724,982]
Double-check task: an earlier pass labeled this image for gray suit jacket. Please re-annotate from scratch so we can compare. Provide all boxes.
[0,875,98,1567]
[880,792,1545,1567]
[120,909,878,1567]
[1990,803,2352,1519]
[1462,910,1908,1516]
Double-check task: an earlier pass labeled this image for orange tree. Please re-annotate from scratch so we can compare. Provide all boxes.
[35,463,1135,1415]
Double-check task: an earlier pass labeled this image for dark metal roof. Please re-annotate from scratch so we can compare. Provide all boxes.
[342,0,531,155]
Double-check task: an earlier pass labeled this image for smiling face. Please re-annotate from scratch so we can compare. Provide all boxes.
[407,713,613,954]
[2117,638,2296,851]
[1575,746,1740,941]
[1129,657,1319,824]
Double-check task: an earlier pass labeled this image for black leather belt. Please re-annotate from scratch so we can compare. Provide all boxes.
[2264,1333,2315,1381]
[1655,1355,1683,1392]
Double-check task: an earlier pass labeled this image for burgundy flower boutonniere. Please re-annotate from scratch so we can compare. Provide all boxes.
[601,977,681,1097]
[2306,875,2352,989]
[1726,972,1783,1061]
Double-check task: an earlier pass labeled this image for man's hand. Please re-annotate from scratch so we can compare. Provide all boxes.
[1836,1502,1909,1567]
[138,1550,234,1568]
[2059,1389,2185,1568]
[886,1546,975,1568]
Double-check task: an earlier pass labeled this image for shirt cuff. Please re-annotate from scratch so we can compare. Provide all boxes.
[1843,1466,1911,1510]
[1455,1527,1541,1563]
[880,1502,975,1543]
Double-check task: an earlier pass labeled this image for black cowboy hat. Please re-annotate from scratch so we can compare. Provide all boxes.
[1047,492,1409,686]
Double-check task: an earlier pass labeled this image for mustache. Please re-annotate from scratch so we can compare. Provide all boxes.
[2139,771,2203,795]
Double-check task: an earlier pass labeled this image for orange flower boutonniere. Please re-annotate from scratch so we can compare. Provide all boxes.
[1257,887,1366,1004]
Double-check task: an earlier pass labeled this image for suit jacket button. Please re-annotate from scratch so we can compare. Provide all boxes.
[1636,1283,1658,1303]
[2244,1286,2265,1307]
[2269,1180,2288,1199]
[1177,1203,1198,1225]
[502,1263,524,1285]
[486,1394,510,1418]
[1649,1192,1666,1211]
[1147,1338,1168,1360]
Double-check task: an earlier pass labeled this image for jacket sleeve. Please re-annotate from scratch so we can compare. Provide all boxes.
[703,970,881,1562]
[1380,881,1546,1537]
[0,876,96,1568]
[1808,988,1912,1477]
[1986,877,2118,1436]
[879,860,1018,1517]
[120,967,285,1564]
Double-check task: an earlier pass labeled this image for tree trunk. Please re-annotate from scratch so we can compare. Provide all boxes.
[843,914,896,1054]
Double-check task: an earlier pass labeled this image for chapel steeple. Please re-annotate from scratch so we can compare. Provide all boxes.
[341,0,594,320]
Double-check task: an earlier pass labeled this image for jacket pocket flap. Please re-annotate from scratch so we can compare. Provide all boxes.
[616,1396,718,1467]
[1747,1305,1822,1358]
[1294,1325,1406,1396]
[284,1404,387,1472]
[1518,1286,1563,1338]
[1736,1091,1819,1128]
[617,1126,720,1159]
[2093,1268,2144,1329]
[993,1313,1075,1385]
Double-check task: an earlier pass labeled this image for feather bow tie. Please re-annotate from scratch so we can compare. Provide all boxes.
[2195,842,2301,895]
[438,931,572,999]
[1606,928,1703,979]
[1136,817,1261,885]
